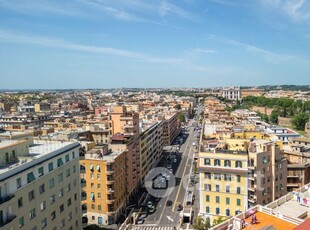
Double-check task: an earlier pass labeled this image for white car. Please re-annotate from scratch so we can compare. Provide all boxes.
[173,158,177,163]
[192,142,196,146]
[147,201,153,208]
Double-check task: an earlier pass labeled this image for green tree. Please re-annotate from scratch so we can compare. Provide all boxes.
[292,113,309,131]
[213,217,224,226]
[270,110,279,124]
[177,113,186,123]
[193,216,210,230]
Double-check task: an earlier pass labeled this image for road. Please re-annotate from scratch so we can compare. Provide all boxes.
[138,119,199,228]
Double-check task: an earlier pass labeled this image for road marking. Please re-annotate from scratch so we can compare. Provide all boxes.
[167,215,173,222]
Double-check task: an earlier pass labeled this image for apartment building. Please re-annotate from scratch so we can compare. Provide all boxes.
[199,145,248,224]
[0,136,82,230]
[140,121,164,180]
[283,137,310,192]
[80,145,126,226]
[162,112,181,146]
[248,140,287,207]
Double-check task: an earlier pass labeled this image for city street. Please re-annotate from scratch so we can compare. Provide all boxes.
[137,119,200,229]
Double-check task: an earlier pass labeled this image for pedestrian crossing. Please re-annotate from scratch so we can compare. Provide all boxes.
[132,227,176,230]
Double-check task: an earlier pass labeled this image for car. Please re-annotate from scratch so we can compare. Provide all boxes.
[167,164,172,169]
[192,142,196,146]
[165,174,171,180]
[173,158,177,163]
[147,201,153,208]
[148,206,156,213]
[168,168,173,172]
[137,218,144,224]
[177,203,183,211]
[166,200,173,206]
[139,213,147,219]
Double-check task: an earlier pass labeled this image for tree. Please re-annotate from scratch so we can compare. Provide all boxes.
[270,110,279,124]
[292,113,309,131]
[193,216,210,230]
[177,113,186,123]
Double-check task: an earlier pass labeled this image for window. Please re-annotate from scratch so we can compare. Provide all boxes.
[16,178,22,188]
[67,198,72,207]
[51,211,56,220]
[206,195,210,202]
[216,207,220,215]
[224,174,232,181]
[74,193,77,201]
[48,162,53,172]
[91,183,94,189]
[29,208,36,220]
[66,168,71,177]
[90,164,94,171]
[49,178,55,188]
[280,184,284,190]
[67,183,71,192]
[206,206,210,213]
[237,175,241,183]
[90,192,95,201]
[204,172,211,179]
[262,157,267,164]
[214,159,221,166]
[280,173,282,180]
[226,209,230,217]
[73,165,76,173]
[216,185,220,192]
[60,204,64,213]
[204,158,210,165]
[237,187,241,194]
[50,195,55,204]
[58,173,63,183]
[19,216,24,228]
[226,197,230,205]
[38,167,44,177]
[65,154,70,163]
[226,186,230,193]
[28,190,35,201]
[41,218,47,229]
[237,199,241,206]
[40,201,46,211]
[27,172,36,183]
[61,219,65,229]
[262,178,265,184]
[214,173,221,180]
[98,205,102,210]
[235,161,242,168]
[97,183,101,189]
[18,197,23,207]
[59,188,64,197]
[90,173,94,179]
[68,212,72,221]
[98,193,101,199]
[96,165,100,171]
[91,204,95,209]
[97,174,101,180]
[72,151,75,159]
[31,227,37,230]
[39,184,45,194]
[216,196,220,203]
[205,184,211,191]
[224,160,231,167]
[57,158,64,167]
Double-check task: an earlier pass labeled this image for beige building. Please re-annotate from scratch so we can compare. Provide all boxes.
[162,112,181,146]
[80,145,126,226]
[0,135,82,230]
[248,140,287,206]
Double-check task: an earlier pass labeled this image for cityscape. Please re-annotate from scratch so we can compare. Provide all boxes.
[1,1,310,230]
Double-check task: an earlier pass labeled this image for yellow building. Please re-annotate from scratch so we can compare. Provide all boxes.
[199,147,248,224]
[80,145,126,226]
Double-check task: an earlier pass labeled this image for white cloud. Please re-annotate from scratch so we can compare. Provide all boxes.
[0,30,182,64]
[159,0,192,18]
[191,48,218,54]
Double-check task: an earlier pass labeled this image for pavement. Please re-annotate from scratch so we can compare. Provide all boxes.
[135,119,200,229]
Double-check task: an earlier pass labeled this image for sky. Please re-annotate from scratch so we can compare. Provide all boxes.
[0,0,310,89]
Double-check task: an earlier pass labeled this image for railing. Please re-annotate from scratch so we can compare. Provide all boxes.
[281,214,303,225]
[0,194,15,205]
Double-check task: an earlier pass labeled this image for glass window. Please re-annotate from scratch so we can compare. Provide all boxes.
[19,216,24,228]
[204,172,211,179]
[51,211,56,220]
[28,190,35,201]
[40,201,46,211]
[214,159,221,166]
[67,183,71,192]
[59,188,64,197]
[224,160,231,167]
[97,183,101,189]
[216,207,220,215]
[98,205,102,210]
[57,158,64,167]
[226,197,230,205]
[237,175,241,182]
[73,165,76,173]
[48,162,53,171]
[226,186,230,193]
[216,196,220,203]
[50,195,55,204]
[262,157,267,164]
[237,198,241,206]
[65,154,70,163]
[16,178,22,188]
[204,158,210,165]
[67,198,71,207]
[206,195,210,202]
[226,209,230,217]
[41,218,47,229]
[237,187,241,194]
[90,164,94,171]
[206,206,210,213]
[97,174,101,180]
[49,178,55,188]
[96,165,100,171]
[235,161,242,168]
[39,184,45,194]
[38,167,44,177]
[18,197,23,207]
[216,185,220,192]
[98,193,101,199]
[204,184,211,191]
[60,204,64,213]
[29,208,36,220]
[27,172,36,183]
[66,168,70,177]
[58,173,63,183]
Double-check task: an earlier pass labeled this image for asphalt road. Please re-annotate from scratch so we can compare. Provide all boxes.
[139,119,199,228]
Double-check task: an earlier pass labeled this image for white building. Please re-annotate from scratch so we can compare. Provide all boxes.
[222,87,241,101]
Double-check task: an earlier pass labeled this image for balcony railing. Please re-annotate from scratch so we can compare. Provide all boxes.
[0,215,17,228]
[0,194,15,205]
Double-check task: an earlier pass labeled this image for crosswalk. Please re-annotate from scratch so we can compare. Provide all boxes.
[132,227,176,230]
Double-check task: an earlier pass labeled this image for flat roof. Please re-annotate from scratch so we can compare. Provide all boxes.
[0,140,79,181]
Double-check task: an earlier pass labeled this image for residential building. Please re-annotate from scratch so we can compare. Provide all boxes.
[0,135,82,230]
[248,140,287,206]
[199,145,248,224]
[162,112,181,146]
[80,145,126,226]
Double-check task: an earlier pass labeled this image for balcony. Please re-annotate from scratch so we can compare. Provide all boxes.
[0,194,15,205]
[107,198,115,204]
[107,180,114,185]
[107,188,115,194]
[107,210,115,216]
[287,174,300,178]
[248,185,257,192]
[0,215,17,228]
[81,192,87,201]
[248,173,257,181]
[82,204,87,214]
[81,179,86,187]
[287,183,300,187]
[106,170,115,175]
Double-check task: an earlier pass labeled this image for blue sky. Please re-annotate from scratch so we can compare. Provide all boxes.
[0,0,310,89]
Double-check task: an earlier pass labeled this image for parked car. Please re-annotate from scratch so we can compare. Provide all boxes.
[177,203,183,211]
[137,218,144,224]
[147,201,153,208]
